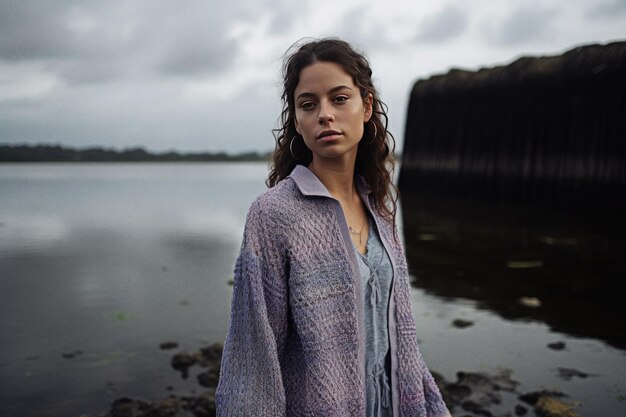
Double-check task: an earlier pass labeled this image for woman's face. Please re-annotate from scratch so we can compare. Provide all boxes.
[293,61,372,164]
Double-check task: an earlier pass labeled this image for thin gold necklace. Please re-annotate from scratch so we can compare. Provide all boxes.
[348,219,365,244]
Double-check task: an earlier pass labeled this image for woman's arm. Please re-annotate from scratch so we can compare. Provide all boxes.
[216,200,289,417]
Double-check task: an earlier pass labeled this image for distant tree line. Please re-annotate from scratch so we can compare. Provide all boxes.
[0,144,272,162]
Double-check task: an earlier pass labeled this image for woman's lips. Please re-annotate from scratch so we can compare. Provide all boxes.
[318,130,341,141]
[319,134,341,142]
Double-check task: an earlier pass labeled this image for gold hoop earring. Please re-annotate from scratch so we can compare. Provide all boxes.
[289,136,300,161]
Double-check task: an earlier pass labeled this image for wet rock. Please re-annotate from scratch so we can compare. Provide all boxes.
[62,350,83,359]
[519,390,567,405]
[107,397,153,417]
[458,370,518,393]
[102,344,222,417]
[109,397,134,417]
[197,368,220,388]
[171,352,196,378]
[515,404,528,415]
[156,395,181,415]
[461,399,492,416]
[159,342,179,350]
[452,319,474,328]
[487,368,518,392]
[535,396,579,417]
[198,343,223,364]
[168,344,223,380]
[438,369,518,414]
[555,368,589,381]
[180,389,216,417]
[171,352,196,368]
[547,341,566,350]
[105,396,177,417]
[445,382,472,403]
[507,260,543,269]
[518,296,542,308]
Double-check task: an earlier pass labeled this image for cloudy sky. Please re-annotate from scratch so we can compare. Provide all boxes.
[1,0,624,154]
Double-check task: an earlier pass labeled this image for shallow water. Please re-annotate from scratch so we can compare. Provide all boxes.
[0,163,624,416]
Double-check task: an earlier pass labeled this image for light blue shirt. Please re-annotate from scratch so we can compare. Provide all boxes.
[354,215,394,417]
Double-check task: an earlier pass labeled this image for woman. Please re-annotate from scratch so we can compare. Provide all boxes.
[216,38,450,417]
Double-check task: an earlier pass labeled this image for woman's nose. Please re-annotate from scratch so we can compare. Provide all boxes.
[318,101,335,124]
[318,112,335,124]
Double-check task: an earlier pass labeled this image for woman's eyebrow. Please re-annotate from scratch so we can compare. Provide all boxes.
[296,85,353,101]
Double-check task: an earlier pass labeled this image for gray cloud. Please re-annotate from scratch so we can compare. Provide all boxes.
[586,0,626,18]
[268,9,297,35]
[416,6,469,43]
[158,40,237,77]
[146,2,240,77]
[331,6,392,52]
[265,0,308,36]
[493,6,556,45]
[0,0,83,60]
[0,1,246,84]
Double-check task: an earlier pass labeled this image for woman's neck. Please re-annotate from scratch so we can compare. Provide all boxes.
[307,157,358,202]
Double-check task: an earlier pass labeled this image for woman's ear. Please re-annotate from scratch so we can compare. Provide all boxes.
[294,118,301,135]
[364,93,373,122]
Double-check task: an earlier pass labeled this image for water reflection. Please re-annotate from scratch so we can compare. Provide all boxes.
[401,191,626,349]
[1,163,624,416]
[0,162,268,417]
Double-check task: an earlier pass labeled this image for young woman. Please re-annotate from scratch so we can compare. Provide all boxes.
[216,38,450,417]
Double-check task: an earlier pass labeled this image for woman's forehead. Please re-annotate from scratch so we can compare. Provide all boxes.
[295,62,356,96]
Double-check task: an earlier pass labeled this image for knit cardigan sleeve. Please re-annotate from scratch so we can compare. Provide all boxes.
[216,197,289,417]
[392,220,451,417]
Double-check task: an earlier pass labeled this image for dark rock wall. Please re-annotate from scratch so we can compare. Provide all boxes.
[399,41,626,233]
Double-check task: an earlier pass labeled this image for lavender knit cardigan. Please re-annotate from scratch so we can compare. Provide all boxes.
[216,165,450,417]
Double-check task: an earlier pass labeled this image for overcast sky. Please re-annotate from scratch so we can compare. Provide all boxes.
[1,0,624,153]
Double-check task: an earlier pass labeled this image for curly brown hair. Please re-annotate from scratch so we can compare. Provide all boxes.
[267,38,398,221]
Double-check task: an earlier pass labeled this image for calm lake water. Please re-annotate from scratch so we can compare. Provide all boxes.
[0,163,624,416]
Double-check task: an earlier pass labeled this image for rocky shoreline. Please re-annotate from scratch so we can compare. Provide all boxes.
[98,341,582,417]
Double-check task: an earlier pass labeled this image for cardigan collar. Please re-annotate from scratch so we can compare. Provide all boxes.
[288,164,372,200]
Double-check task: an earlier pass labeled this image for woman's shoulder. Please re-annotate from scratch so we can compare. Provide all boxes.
[250,176,299,210]
[245,177,302,228]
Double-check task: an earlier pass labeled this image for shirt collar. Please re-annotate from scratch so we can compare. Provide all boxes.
[288,164,372,199]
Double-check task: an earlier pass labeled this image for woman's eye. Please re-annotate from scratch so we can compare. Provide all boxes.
[300,102,315,110]
[334,96,348,103]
